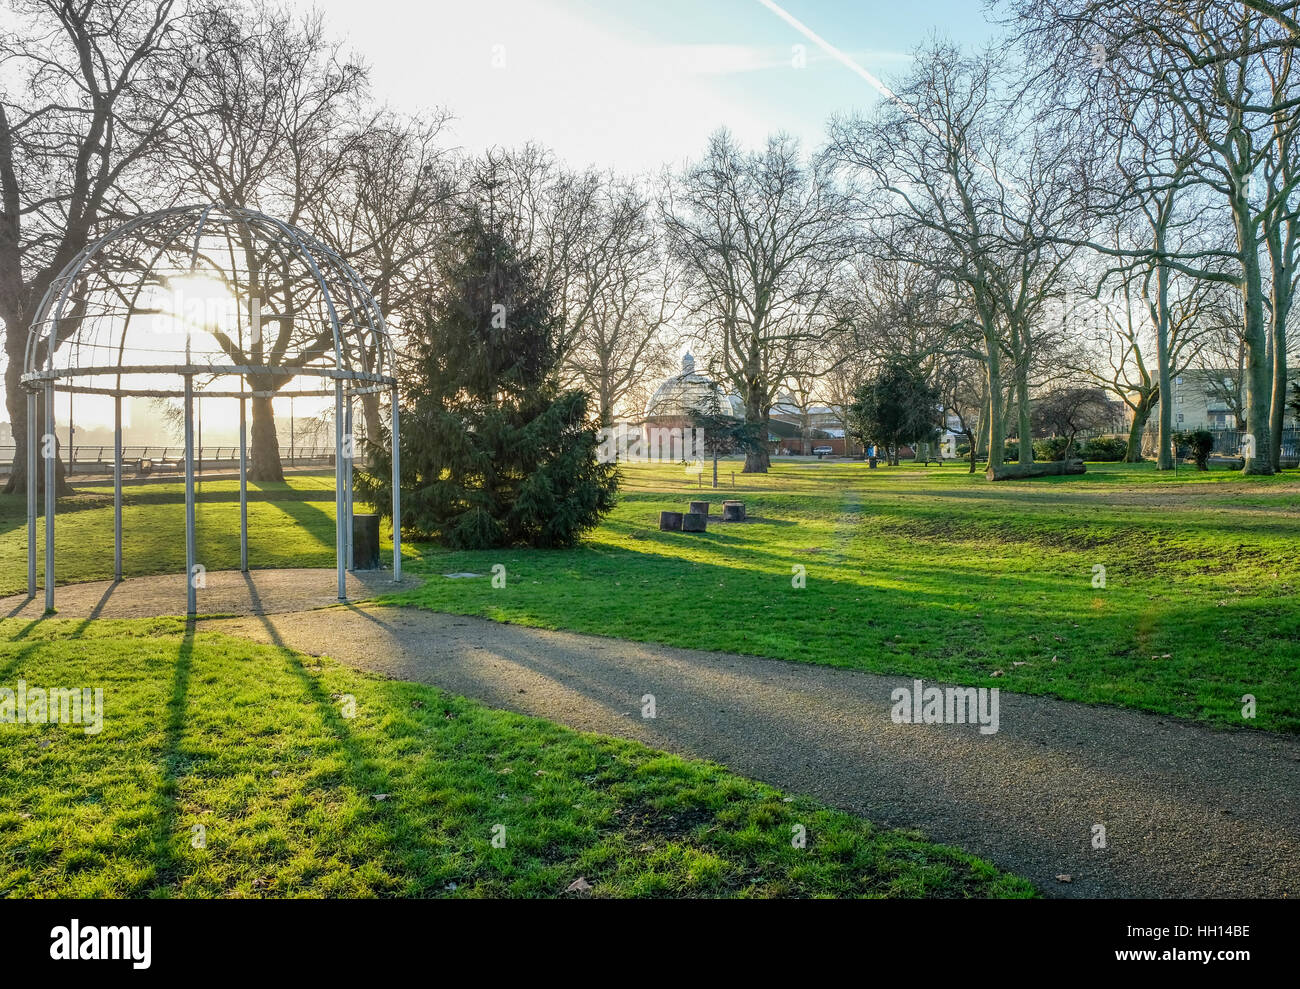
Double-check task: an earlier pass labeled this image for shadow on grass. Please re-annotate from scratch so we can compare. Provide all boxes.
[143,622,195,896]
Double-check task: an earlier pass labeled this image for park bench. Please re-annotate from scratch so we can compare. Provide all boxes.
[137,458,182,476]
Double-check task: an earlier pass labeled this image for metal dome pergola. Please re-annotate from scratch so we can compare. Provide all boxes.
[21,205,403,616]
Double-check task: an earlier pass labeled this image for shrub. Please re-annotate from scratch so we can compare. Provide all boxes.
[1173,429,1215,471]
[1082,437,1128,462]
[1003,441,1020,461]
[1034,436,1072,461]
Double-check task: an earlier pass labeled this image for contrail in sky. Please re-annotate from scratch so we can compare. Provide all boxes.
[755,0,1005,184]
[754,0,901,103]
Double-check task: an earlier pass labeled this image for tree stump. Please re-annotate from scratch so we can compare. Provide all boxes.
[689,501,710,516]
[682,512,708,532]
[659,511,683,531]
[722,501,746,522]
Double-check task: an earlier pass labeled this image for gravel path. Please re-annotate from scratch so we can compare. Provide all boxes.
[204,604,1300,899]
[1,568,420,620]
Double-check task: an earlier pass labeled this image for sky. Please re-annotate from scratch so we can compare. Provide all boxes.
[302,0,1000,173]
[7,0,1001,442]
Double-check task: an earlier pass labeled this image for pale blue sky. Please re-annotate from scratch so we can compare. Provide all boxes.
[309,0,1001,171]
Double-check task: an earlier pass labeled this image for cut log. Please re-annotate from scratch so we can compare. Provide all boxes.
[722,501,746,522]
[689,501,710,516]
[682,512,708,532]
[985,459,1086,481]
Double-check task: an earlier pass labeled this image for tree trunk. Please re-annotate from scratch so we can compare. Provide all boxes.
[1236,192,1275,474]
[361,392,383,461]
[1270,303,1288,469]
[249,394,285,482]
[985,338,1006,467]
[1154,250,1174,470]
[2,311,76,494]
[742,394,770,472]
[986,459,1085,481]
[1125,392,1154,463]
[975,380,990,461]
[3,372,30,496]
[3,370,73,497]
[1013,327,1033,465]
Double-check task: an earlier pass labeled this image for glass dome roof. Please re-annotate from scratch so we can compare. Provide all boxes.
[644,353,744,419]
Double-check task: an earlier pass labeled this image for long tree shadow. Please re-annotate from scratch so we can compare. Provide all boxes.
[142,621,195,896]
[63,580,124,639]
[0,637,46,680]
[243,600,410,886]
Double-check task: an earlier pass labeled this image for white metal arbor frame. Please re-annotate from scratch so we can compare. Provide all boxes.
[21,205,402,616]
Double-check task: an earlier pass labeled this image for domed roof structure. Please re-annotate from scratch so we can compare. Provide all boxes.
[24,204,394,399]
[644,353,744,420]
[19,204,401,618]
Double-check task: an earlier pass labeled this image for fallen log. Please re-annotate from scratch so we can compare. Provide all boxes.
[985,459,1086,481]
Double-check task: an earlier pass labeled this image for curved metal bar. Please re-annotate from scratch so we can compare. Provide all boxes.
[24,205,395,382]
[21,364,396,383]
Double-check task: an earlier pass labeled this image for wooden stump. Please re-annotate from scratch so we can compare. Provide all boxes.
[659,511,683,531]
[722,501,746,522]
[689,501,710,516]
[985,459,1085,481]
[682,512,708,533]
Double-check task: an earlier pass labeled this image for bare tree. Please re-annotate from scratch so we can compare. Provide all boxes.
[819,325,873,456]
[1006,0,1300,473]
[935,351,988,472]
[312,109,455,442]
[1032,385,1116,459]
[562,176,678,424]
[1,0,199,494]
[485,145,611,373]
[1195,290,1252,428]
[830,44,1027,467]
[165,0,369,479]
[663,130,855,472]
[1066,213,1219,461]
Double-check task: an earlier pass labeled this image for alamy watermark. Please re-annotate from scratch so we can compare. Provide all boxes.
[0,681,103,735]
[597,424,706,464]
[50,920,150,969]
[890,679,999,735]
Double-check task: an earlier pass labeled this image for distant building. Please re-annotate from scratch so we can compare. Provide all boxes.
[1148,368,1299,430]
[769,394,860,456]
[641,353,744,435]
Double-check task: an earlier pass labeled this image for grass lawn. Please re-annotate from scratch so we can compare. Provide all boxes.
[387,460,1300,732]
[2,460,1297,731]
[0,475,413,595]
[0,618,1032,898]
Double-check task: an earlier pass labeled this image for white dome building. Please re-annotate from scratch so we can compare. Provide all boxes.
[643,353,744,422]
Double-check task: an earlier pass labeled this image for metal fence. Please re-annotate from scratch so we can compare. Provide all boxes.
[1,444,341,476]
[1136,425,1300,460]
